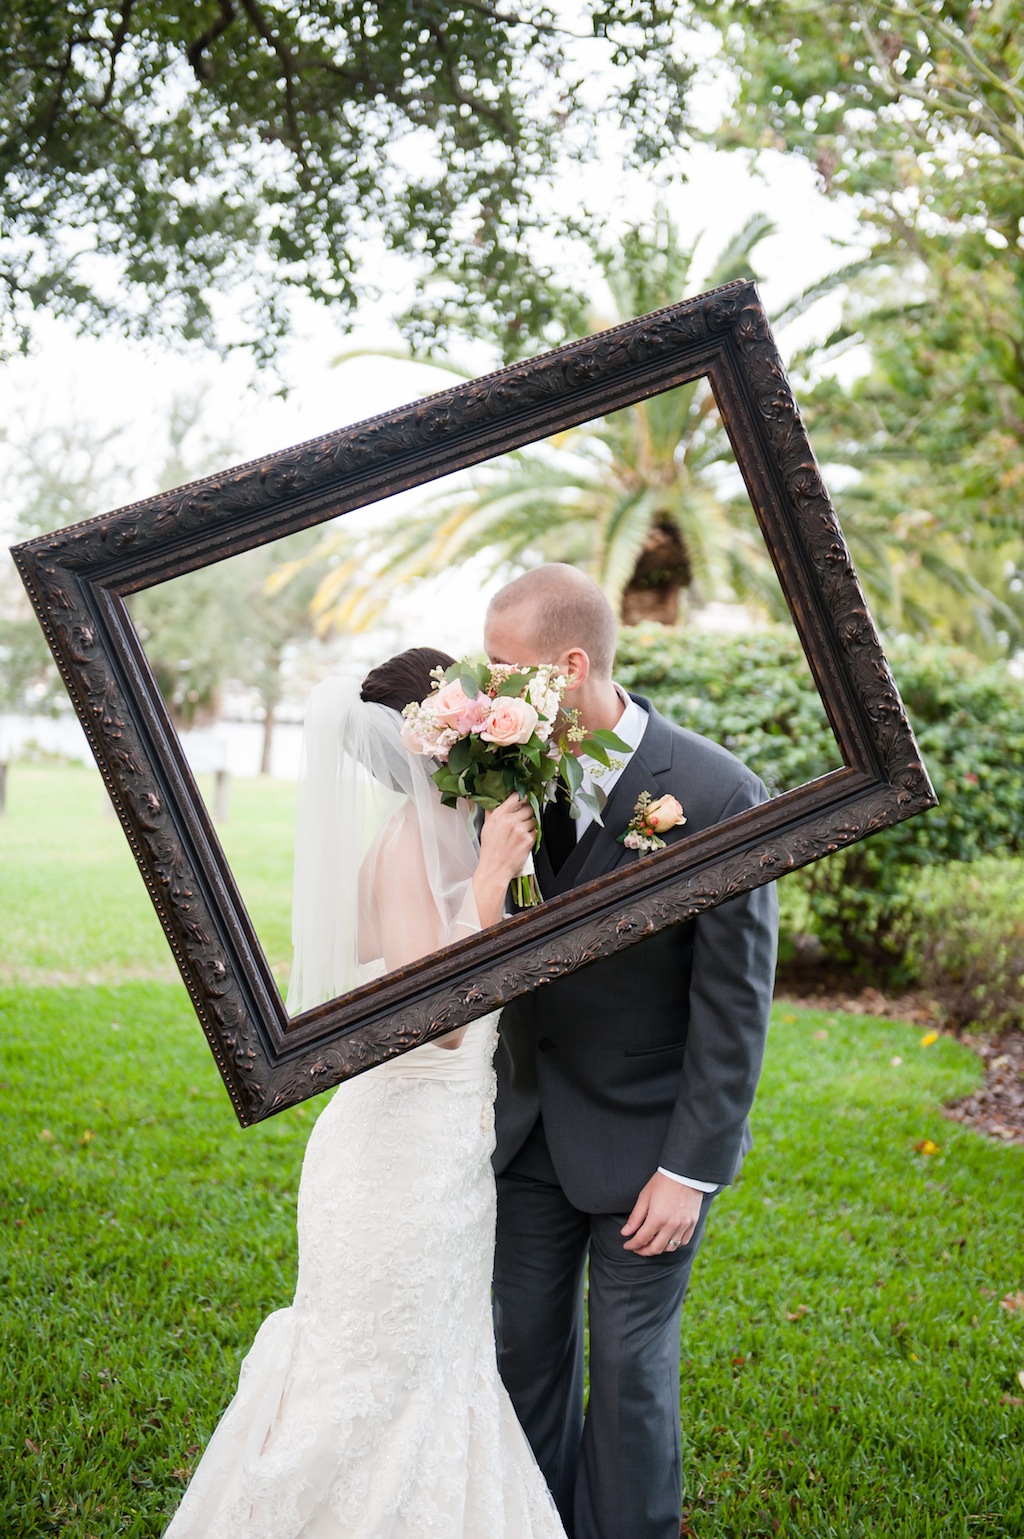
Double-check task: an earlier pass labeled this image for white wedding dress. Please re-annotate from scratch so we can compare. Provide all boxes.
[163,1015,567,1539]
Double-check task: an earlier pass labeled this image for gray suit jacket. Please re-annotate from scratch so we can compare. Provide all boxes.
[493,692,778,1213]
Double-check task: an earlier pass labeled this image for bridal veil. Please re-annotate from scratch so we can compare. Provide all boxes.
[285,674,481,1015]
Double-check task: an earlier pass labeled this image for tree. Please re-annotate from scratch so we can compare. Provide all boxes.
[280,207,867,631]
[1,398,326,757]
[693,2,1024,649]
[1,417,136,712]
[129,533,322,767]
[795,282,1024,654]
[1,2,696,364]
[697,1,1024,253]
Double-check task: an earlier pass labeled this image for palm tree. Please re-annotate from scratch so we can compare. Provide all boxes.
[280,209,869,633]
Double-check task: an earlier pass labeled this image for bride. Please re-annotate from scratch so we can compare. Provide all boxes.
[163,647,567,1539]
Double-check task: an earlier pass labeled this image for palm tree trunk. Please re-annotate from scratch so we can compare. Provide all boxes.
[620,516,693,626]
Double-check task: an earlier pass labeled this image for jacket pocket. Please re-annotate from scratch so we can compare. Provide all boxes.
[623,1041,685,1058]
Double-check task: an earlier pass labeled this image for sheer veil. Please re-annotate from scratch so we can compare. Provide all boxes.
[286,674,482,1016]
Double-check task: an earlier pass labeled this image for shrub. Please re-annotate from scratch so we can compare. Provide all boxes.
[615,626,838,796]
[615,625,1024,974]
[893,858,1024,1032]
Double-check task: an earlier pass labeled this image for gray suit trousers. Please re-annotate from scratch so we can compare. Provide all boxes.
[493,1119,714,1539]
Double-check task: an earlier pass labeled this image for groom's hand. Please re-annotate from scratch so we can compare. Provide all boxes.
[621,1172,704,1256]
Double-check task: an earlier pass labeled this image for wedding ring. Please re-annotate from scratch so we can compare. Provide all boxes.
[667,1239,681,1251]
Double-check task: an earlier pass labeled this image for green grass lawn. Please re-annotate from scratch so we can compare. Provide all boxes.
[2,766,1023,1537]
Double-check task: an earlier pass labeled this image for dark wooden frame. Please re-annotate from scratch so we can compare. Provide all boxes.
[10,281,936,1125]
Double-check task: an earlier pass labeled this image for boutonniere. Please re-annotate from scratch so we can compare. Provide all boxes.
[617,791,686,853]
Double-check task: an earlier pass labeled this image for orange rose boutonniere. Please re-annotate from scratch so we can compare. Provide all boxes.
[618,791,686,854]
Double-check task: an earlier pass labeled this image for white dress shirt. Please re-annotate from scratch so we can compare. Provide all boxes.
[572,688,717,1197]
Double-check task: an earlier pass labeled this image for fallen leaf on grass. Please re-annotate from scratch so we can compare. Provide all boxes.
[914,1138,941,1156]
[920,1031,939,1046]
[786,1305,810,1322]
[25,1437,39,1454]
[813,1029,828,1041]
[999,1394,1024,1407]
[1018,1369,1024,1391]
[1000,1292,1024,1313]
[38,1129,53,1143]
[79,1129,95,1146]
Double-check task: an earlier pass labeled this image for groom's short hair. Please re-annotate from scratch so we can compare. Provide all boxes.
[488,564,617,678]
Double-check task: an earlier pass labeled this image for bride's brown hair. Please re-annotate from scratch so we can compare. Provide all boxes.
[360,647,456,715]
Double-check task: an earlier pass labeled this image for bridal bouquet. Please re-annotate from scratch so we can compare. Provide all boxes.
[402,658,628,905]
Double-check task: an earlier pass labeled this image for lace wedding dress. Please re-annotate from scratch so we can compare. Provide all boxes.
[163,1015,566,1539]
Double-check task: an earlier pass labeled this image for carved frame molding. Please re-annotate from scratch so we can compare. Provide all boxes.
[11,281,937,1124]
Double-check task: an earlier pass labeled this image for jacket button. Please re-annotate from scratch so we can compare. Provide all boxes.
[538,1038,556,1052]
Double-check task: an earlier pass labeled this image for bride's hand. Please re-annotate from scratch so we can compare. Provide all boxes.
[480,794,537,882]
[471,796,537,928]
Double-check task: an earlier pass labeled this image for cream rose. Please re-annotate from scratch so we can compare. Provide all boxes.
[479,697,539,746]
[645,794,685,833]
[400,719,428,755]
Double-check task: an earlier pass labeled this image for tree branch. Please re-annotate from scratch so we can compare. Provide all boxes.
[92,1,135,110]
[421,15,513,137]
[235,0,306,166]
[186,0,238,84]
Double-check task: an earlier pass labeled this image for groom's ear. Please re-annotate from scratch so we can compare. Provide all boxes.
[564,647,590,690]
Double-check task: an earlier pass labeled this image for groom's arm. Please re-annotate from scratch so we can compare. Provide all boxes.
[622,775,777,1255]
[658,777,778,1185]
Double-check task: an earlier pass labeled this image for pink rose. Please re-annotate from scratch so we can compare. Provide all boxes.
[428,680,492,734]
[479,697,539,746]
[645,794,685,833]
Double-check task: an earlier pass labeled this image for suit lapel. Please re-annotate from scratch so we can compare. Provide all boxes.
[542,695,679,894]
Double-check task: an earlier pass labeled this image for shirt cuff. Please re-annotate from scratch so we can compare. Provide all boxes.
[657,1166,719,1193]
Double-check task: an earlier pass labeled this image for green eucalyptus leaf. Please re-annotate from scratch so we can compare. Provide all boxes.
[495,670,533,697]
[459,666,482,699]
[561,753,583,797]
[588,728,632,755]
[575,786,603,823]
[447,738,472,776]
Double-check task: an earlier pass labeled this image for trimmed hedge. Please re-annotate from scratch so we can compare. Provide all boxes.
[615,625,1024,974]
[893,858,1024,1031]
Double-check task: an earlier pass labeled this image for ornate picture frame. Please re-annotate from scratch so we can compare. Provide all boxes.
[10,281,937,1125]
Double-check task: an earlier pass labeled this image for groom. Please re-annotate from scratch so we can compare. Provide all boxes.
[486,564,778,1539]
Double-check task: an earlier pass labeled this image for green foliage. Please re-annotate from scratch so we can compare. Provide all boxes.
[301,208,862,633]
[805,642,1024,970]
[695,1,1024,655]
[615,624,1024,971]
[2,401,324,735]
[615,624,842,794]
[0,2,695,363]
[128,532,322,731]
[894,858,1024,1033]
[700,2,1024,252]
